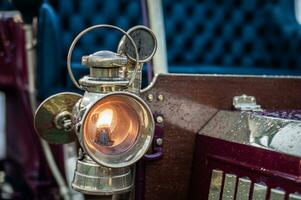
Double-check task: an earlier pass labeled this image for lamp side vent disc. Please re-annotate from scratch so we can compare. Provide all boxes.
[34,92,82,144]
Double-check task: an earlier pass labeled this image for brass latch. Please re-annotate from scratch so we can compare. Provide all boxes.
[233,94,263,111]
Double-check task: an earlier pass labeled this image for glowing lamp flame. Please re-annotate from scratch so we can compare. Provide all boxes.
[96,109,113,127]
[83,94,154,163]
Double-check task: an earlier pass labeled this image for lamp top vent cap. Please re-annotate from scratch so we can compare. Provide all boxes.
[82,51,128,68]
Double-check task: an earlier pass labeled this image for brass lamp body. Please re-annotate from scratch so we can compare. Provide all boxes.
[34,25,157,199]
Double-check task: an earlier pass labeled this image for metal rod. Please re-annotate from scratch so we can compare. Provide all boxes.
[67,24,140,89]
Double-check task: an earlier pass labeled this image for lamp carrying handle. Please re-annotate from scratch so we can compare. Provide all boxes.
[67,24,140,90]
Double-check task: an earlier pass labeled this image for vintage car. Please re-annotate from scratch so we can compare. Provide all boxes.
[0,0,301,200]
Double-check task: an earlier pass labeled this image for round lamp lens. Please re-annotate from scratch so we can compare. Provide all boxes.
[83,95,140,155]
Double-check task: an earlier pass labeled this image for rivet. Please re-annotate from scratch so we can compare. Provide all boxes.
[157,94,164,101]
[156,138,163,146]
[147,94,154,102]
[156,116,163,123]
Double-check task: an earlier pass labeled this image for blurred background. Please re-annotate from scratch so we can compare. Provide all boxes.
[1,0,301,199]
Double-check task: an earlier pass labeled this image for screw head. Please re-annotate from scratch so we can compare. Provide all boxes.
[156,138,163,146]
[156,116,163,123]
[147,94,154,102]
[157,94,164,101]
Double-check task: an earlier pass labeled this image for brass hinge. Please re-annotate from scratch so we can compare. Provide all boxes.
[233,94,263,112]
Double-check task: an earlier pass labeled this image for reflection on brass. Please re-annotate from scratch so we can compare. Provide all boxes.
[81,92,155,168]
[232,94,262,111]
[156,138,163,146]
[120,25,157,63]
[82,51,128,69]
[157,94,164,101]
[156,116,164,123]
[34,92,82,144]
[83,96,140,154]
[289,193,301,200]
[208,169,223,200]
[235,177,251,200]
[79,76,128,93]
[270,188,285,200]
[252,183,267,200]
[147,94,154,102]
[222,174,237,200]
[72,155,133,195]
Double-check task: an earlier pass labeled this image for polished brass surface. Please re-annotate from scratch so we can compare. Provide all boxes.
[72,155,133,195]
[232,94,262,111]
[116,26,158,93]
[35,24,158,197]
[82,51,128,68]
[222,174,237,200]
[67,24,140,89]
[118,25,157,63]
[157,94,164,101]
[79,76,128,93]
[34,92,82,144]
[156,116,163,123]
[126,68,142,94]
[54,110,72,131]
[235,178,251,200]
[289,193,301,200]
[252,183,267,200]
[79,92,154,168]
[82,51,128,80]
[90,68,120,79]
[270,188,285,200]
[156,138,163,146]
[146,94,154,102]
[83,96,140,155]
[208,169,223,200]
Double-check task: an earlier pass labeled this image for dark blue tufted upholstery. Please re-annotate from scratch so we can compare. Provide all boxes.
[58,0,142,60]
[163,0,301,75]
[37,0,142,99]
[38,0,301,99]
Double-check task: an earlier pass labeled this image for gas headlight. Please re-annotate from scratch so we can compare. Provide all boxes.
[79,92,154,168]
[34,24,157,197]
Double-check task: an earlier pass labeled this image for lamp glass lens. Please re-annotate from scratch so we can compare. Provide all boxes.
[83,96,140,155]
